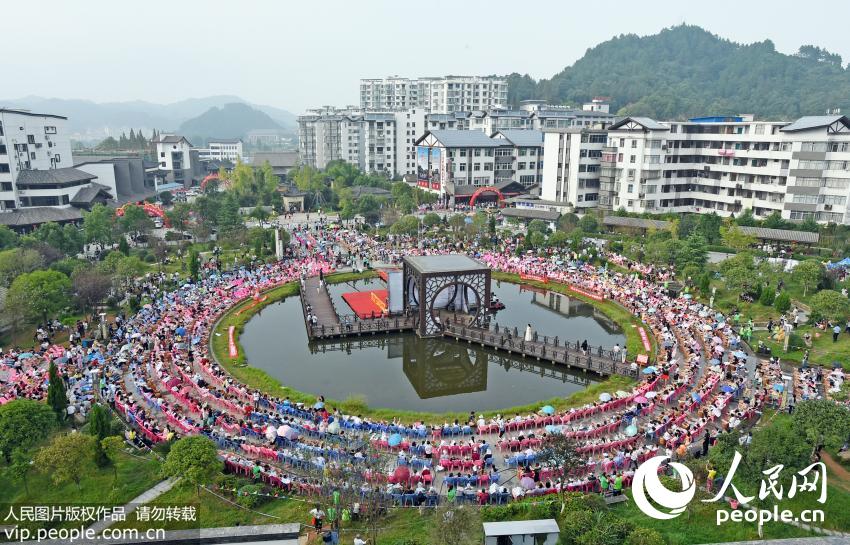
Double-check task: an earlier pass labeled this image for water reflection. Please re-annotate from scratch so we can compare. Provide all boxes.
[240,281,625,412]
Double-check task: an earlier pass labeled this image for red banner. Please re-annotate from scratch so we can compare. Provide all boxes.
[569,285,603,301]
[228,326,238,358]
[520,273,549,283]
[638,327,651,352]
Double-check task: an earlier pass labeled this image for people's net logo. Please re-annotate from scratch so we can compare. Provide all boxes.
[632,451,827,528]
[632,455,696,520]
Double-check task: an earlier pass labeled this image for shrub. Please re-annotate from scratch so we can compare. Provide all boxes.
[774,292,791,314]
[236,484,266,508]
[625,528,665,545]
[759,287,775,306]
[559,509,594,545]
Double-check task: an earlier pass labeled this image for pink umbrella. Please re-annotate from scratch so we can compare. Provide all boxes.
[520,476,535,489]
[634,395,648,404]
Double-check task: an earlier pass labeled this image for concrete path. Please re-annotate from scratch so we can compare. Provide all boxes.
[88,478,179,535]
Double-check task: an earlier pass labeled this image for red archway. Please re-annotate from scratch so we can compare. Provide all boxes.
[200,173,220,191]
[468,186,506,207]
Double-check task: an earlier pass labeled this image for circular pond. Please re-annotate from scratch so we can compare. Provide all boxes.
[240,279,625,413]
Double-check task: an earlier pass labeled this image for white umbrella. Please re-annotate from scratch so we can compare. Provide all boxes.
[644,391,658,399]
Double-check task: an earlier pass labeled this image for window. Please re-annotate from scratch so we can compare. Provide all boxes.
[473,163,480,171]
[53,154,61,163]
[631,140,637,148]
[474,149,481,157]
[460,149,467,157]
[30,152,36,160]
[629,155,636,164]
[627,184,634,193]
[0,182,11,191]
[0,164,8,173]
[518,162,526,170]
[459,163,466,171]
[0,122,3,136]
[27,135,35,144]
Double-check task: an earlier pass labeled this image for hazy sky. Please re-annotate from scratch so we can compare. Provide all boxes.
[5,0,850,113]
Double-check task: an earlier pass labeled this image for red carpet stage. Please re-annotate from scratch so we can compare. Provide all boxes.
[342,289,388,318]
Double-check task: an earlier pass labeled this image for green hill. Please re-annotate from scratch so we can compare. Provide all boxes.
[178,102,282,141]
[506,25,850,119]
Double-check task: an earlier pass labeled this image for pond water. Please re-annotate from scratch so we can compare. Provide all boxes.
[240,279,625,412]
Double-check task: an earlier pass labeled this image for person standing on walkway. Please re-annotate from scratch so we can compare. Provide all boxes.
[524,324,532,342]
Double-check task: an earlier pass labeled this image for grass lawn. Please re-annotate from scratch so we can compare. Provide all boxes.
[611,491,817,544]
[115,481,312,531]
[0,450,161,505]
[751,326,850,370]
[208,270,639,425]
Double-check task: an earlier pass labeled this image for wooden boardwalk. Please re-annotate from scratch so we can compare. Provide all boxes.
[299,276,416,339]
[442,321,639,379]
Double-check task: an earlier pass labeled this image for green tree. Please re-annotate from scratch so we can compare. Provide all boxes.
[101,436,125,486]
[0,248,44,287]
[422,212,441,229]
[744,416,811,481]
[809,289,850,322]
[539,433,582,512]
[527,219,549,236]
[774,292,791,314]
[119,204,153,237]
[166,202,192,232]
[430,505,480,545]
[118,236,130,256]
[6,448,34,495]
[83,204,116,247]
[724,266,756,293]
[188,248,200,281]
[217,193,243,234]
[71,267,112,314]
[0,225,20,250]
[792,399,850,451]
[548,230,570,248]
[720,223,757,251]
[0,399,57,463]
[161,436,222,494]
[577,214,598,233]
[47,362,68,421]
[389,215,419,236]
[158,190,174,206]
[6,269,71,324]
[34,433,97,489]
[792,260,823,296]
[448,214,466,232]
[558,212,580,233]
[88,404,112,467]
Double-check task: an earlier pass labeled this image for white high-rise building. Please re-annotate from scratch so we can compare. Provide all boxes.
[360,76,508,113]
[0,109,77,211]
[298,107,426,178]
[540,129,608,209]
[540,114,850,224]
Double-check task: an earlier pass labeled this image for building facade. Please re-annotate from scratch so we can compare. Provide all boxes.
[298,107,426,177]
[360,76,508,113]
[198,139,243,162]
[0,109,74,211]
[413,129,544,201]
[539,115,850,224]
[540,128,607,209]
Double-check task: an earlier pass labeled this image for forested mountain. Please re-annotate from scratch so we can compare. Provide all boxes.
[0,95,295,141]
[178,103,282,142]
[506,25,850,120]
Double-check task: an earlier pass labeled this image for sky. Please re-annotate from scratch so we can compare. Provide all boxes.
[4,0,850,113]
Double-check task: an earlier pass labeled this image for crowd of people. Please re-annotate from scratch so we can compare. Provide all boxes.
[2,218,836,516]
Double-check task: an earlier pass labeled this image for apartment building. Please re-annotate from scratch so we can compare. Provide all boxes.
[591,115,850,223]
[360,76,508,113]
[413,129,544,201]
[540,128,608,209]
[197,138,243,162]
[297,107,425,177]
[424,101,616,134]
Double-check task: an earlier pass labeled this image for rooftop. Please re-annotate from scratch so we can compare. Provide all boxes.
[251,151,299,169]
[737,225,819,244]
[0,108,67,120]
[16,167,97,187]
[421,130,506,148]
[0,207,83,228]
[483,519,560,537]
[500,207,560,221]
[404,254,488,275]
[602,215,672,230]
[780,115,850,133]
[492,129,544,147]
